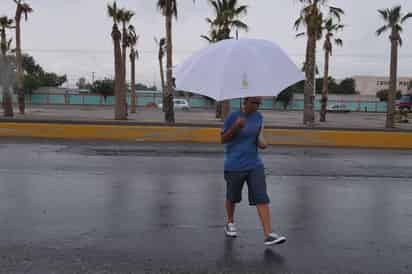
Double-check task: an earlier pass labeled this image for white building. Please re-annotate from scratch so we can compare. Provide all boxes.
[353,75,412,96]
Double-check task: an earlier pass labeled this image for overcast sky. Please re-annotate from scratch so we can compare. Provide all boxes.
[2,0,412,88]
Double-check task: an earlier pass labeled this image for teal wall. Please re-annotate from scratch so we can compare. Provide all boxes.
[0,93,388,113]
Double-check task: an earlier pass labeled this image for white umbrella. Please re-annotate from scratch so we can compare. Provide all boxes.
[175,38,304,101]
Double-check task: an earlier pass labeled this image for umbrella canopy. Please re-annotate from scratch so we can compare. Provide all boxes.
[175,38,304,101]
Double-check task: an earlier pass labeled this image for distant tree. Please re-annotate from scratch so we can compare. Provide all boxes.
[40,73,67,87]
[276,89,294,110]
[338,78,356,94]
[23,74,40,93]
[22,54,43,75]
[376,89,402,101]
[91,78,115,97]
[136,83,157,91]
[76,77,88,89]
[21,54,66,90]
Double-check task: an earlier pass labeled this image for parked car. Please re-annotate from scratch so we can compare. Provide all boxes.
[396,94,412,112]
[327,103,351,113]
[158,99,190,111]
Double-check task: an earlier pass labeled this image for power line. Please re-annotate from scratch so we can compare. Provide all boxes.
[22,48,412,58]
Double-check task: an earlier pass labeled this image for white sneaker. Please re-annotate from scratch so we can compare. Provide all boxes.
[264,232,286,246]
[224,222,237,237]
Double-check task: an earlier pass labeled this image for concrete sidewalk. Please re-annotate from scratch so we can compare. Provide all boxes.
[1,106,412,149]
[2,105,412,130]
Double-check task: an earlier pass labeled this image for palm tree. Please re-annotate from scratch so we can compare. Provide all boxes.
[376,6,412,128]
[157,0,178,124]
[0,16,14,57]
[202,0,248,119]
[127,25,139,113]
[14,0,32,115]
[154,37,166,112]
[201,28,221,43]
[157,0,196,123]
[0,16,14,117]
[107,2,126,120]
[320,18,343,122]
[204,0,248,41]
[202,16,223,119]
[294,0,343,125]
[118,8,135,116]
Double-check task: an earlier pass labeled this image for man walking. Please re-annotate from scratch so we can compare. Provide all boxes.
[221,97,286,246]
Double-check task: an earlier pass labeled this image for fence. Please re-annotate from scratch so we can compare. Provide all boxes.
[0,93,388,112]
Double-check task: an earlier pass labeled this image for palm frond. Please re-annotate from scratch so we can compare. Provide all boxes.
[294,17,304,31]
[230,20,248,31]
[378,9,389,21]
[118,8,135,24]
[0,16,14,27]
[21,3,33,21]
[157,0,178,19]
[7,38,13,50]
[329,6,344,21]
[401,12,412,23]
[107,2,119,23]
[234,5,248,15]
[201,35,212,42]
[172,0,178,19]
[335,38,343,46]
[388,6,402,25]
[376,25,388,36]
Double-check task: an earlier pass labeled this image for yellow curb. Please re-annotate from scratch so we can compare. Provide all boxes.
[0,122,411,149]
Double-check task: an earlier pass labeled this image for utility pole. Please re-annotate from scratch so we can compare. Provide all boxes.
[92,72,95,83]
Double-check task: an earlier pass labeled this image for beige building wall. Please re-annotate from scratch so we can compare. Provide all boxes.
[353,76,412,96]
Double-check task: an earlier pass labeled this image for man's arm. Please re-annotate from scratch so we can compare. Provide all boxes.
[257,120,268,149]
[221,118,245,144]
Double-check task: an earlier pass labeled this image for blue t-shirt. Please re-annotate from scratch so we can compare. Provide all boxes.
[222,111,264,171]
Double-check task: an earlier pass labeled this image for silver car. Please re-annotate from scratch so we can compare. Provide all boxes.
[327,103,350,113]
[158,99,190,111]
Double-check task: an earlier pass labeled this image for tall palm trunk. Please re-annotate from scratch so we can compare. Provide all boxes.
[165,9,175,124]
[320,44,330,122]
[130,50,137,113]
[0,31,13,117]
[112,24,125,120]
[15,12,24,114]
[121,23,128,116]
[222,100,230,118]
[217,29,232,119]
[159,53,166,112]
[387,30,398,128]
[215,101,222,118]
[303,26,316,125]
[1,83,14,117]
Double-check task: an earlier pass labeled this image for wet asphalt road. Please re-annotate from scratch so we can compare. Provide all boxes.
[1,139,412,274]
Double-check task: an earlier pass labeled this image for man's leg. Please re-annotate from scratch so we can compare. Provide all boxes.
[248,167,286,245]
[256,203,272,237]
[225,200,236,224]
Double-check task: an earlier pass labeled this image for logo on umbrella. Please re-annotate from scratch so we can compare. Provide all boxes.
[241,73,249,90]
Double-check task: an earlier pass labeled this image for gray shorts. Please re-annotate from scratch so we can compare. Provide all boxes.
[224,165,270,206]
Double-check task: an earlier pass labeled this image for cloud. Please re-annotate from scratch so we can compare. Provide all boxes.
[2,0,412,87]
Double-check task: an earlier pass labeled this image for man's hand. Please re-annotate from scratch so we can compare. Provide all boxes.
[234,117,246,129]
[257,125,268,149]
[221,117,246,144]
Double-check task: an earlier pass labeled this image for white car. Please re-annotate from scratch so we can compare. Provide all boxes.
[158,99,190,111]
[327,103,351,113]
